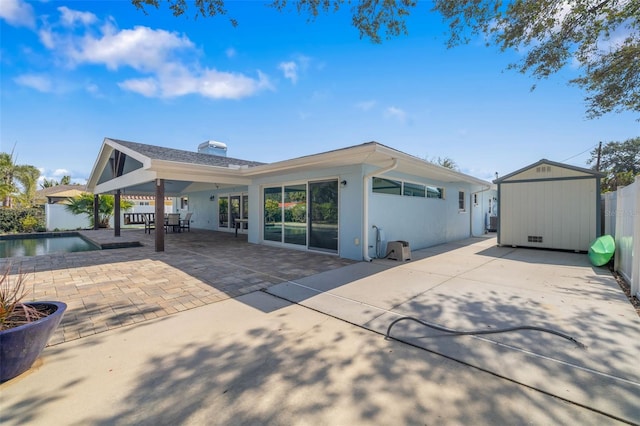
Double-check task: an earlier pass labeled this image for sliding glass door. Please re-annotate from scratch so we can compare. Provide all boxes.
[309,180,338,252]
[263,180,337,253]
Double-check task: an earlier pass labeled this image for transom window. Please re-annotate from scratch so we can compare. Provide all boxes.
[373,177,444,199]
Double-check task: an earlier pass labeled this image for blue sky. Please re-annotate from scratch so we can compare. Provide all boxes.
[1,0,638,185]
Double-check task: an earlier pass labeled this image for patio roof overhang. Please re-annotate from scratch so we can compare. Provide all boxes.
[87,139,252,196]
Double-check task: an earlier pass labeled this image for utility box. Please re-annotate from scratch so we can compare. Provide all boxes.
[386,240,411,261]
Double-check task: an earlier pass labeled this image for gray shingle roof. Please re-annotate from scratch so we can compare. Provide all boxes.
[109,138,266,168]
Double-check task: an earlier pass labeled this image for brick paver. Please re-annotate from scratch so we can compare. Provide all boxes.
[2,229,354,345]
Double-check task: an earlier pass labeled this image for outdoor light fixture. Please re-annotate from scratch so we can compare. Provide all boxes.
[340,180,347,187]
[209,195,215,201]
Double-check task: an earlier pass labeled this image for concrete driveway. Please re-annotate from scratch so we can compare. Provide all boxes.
[1,235,639,425]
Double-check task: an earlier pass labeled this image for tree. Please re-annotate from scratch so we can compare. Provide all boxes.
[65,193,134,228]
[0,151,41,208]
[435,156,459,171]
[40,178,58,189]
[131,0,639,119]
[588,137,640,192]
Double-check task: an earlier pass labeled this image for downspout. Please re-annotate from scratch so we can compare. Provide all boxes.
[363,159,398,261]
[470,184,491,237]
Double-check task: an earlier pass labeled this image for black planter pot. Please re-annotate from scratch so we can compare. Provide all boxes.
[0,301,67,383]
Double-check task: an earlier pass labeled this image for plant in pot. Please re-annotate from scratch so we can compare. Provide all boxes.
[0,263,66,383]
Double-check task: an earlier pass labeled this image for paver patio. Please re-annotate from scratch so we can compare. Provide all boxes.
[1,229,353,345]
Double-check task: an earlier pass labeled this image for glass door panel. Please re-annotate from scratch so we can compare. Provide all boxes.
[284,184,307,246]
[218,197,228,228]
[264,187,282,242]
[242,195,249,229]
[230,196,240,229]
[309,180,338,252]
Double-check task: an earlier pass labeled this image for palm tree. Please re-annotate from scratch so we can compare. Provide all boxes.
[65,193,134,228]
[0,151,40,208]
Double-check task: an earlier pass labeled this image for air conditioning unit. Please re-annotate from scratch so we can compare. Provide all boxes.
[386,240,411,261]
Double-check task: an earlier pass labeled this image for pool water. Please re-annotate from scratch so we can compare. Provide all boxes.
[0,234,100,258]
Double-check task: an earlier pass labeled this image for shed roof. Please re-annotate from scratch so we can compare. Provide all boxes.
[494,159,605,184]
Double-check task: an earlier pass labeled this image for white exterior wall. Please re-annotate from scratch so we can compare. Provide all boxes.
[499,178,597,251]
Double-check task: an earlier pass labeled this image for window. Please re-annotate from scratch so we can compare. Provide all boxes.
[426,186,444,199]
[403,182,425,197]
[372,177,401,195]
[458,191,466,212]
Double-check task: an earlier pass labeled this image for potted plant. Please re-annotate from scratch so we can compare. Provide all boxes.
[0,263,66,383]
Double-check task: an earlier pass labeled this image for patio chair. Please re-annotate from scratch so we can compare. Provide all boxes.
[144,214,155,234]
[180,212,192,232]
[165,213,180,233]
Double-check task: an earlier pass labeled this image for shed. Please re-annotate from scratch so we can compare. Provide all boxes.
[494,159,604,252]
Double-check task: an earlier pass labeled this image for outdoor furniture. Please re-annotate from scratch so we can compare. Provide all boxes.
[144,214,155,234]
[180,212,192,232]
[165,213,180,233]
[234,218,248,237]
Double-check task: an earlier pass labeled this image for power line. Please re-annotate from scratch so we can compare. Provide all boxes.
[562,143,600,162]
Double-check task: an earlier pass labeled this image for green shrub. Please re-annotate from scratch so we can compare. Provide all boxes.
[0,207,45,234]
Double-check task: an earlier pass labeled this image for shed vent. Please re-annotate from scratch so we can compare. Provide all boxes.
[528,235,543,243]
[535,166,551,173]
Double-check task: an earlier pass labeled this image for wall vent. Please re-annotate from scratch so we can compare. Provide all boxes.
[535,166,551,173]
[528,236,543,243]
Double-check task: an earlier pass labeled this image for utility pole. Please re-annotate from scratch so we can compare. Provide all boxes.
[596,141,603,171]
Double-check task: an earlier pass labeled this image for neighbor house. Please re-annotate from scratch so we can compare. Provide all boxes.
[87,138,494,261]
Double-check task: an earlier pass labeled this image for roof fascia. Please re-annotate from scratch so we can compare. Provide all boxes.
[242,143,379,176]
[93,168,157,194]
[495,158,605,183]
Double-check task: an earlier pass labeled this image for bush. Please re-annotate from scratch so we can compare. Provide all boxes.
[0,207,45,234]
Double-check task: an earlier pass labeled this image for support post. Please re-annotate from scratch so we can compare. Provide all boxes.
[93,194,100,230]
[114,190,121,237]
[155,179,165,252]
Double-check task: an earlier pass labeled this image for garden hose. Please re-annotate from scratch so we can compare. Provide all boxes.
[385,316,587,349]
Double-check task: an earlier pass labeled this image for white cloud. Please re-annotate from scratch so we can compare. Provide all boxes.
[278,54,313,84]
[33,8,272,100]
[53,168,70,177]
[14,74,53,92]
[58,6,97,28]
[0,0,35,29]
[355,100,377,111]
[385,106,408,123]
[278,61,298,84]
[118,78,159,97]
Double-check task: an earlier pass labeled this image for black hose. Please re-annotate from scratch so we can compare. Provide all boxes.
[386,316,586,349]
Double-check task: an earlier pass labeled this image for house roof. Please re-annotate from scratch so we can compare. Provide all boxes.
[87,137,490,196]
[110,139,265,168]
[494,158,606,184]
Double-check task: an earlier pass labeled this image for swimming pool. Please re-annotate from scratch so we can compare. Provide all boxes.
[0,233,101,258]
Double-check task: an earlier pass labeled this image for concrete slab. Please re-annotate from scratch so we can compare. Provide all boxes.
[0,292,628,425]
[265,237,640,424]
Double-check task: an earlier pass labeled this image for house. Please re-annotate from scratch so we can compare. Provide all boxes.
[35,185,87,205]
[87,138,493,260]
[494,159,605,252]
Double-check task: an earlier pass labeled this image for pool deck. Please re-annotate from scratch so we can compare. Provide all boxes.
[2,228,354,345]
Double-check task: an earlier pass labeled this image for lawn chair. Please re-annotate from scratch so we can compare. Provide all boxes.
[165,213,180,233]
[144,214,155,234]
[180,212,192,232]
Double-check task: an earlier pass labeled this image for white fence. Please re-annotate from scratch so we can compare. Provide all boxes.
[45,204,91,230]
[608,177,640,298]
